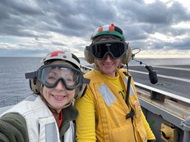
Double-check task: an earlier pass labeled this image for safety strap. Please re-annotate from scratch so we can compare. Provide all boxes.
[123,72,135,119]
[125,75,131,106]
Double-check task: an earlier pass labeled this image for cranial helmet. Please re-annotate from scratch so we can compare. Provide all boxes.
[41,50,80,68]
[26,50,89,99]
[84,24,132,64]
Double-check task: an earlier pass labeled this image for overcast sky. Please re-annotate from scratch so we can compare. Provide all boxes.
[0,0,190,58]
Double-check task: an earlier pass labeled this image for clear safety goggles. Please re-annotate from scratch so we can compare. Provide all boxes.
[25,64,90,90]
[88,40,128,60]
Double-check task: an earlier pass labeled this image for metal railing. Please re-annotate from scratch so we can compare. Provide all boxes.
[135,82,190,106]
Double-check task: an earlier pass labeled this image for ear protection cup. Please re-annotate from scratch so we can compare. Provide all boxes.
[84,46,94,64]
[121,46,132,64]
[29,79,41,94]
[75,83,87,99]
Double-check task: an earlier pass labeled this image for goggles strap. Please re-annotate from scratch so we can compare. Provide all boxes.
[82,78,90,84]
[25,71,37,79]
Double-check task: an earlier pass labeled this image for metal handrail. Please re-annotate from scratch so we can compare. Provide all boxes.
[135,82,190,105]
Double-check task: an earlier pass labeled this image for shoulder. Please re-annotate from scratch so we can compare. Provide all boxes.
[118,68,130,75]
[1,96,52,125]
[84,70,102,82]
[84,69,97,77]
[63,104,78,121]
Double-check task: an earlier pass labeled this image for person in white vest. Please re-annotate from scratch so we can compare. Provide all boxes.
[0,50,90,142]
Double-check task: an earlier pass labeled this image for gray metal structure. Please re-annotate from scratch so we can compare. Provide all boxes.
[135,82,190,142]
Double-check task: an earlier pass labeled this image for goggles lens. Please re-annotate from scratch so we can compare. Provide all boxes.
[37,65,83,90]
[89,41,127,59]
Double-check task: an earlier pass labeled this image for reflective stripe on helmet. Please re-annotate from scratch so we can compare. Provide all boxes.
[91,24,125,40]
[41,50,80,69]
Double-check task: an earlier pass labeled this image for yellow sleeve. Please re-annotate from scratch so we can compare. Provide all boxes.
[141,112,156,140]
[74,87,96,142]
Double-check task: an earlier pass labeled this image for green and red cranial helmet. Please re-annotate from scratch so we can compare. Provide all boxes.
[91,24,125,41]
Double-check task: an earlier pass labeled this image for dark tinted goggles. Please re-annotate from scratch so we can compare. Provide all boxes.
[88,40,128,59]
[25,64,90,90]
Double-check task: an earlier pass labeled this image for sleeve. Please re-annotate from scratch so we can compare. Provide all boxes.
[0,112,29,142]
[74,87,96,142]
[141,111,156,140]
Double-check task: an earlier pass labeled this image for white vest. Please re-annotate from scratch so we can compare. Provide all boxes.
[1,95,75,142]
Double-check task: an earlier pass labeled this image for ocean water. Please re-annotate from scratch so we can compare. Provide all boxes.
[0,57,41,107]
[0,57,190,107]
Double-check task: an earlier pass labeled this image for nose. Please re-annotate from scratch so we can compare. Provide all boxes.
[55,80,66,90]
[104,54,113,61]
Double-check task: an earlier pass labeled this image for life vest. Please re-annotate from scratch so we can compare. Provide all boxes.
[1,95,75,142]
[85,69,148,142]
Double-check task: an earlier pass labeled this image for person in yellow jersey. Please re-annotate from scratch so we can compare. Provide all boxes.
[74,24,156,142]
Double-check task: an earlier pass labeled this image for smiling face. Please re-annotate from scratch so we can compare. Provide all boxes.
[95,55,121,77]
[42,60,76,113]
[94,35,122,77]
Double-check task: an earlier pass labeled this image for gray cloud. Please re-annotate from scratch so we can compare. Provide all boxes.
[0,0,190,57]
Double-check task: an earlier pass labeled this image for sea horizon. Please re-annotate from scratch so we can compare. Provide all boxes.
[1,56,190,66]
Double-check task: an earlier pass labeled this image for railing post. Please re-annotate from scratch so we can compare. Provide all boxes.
[181,116,190,142]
